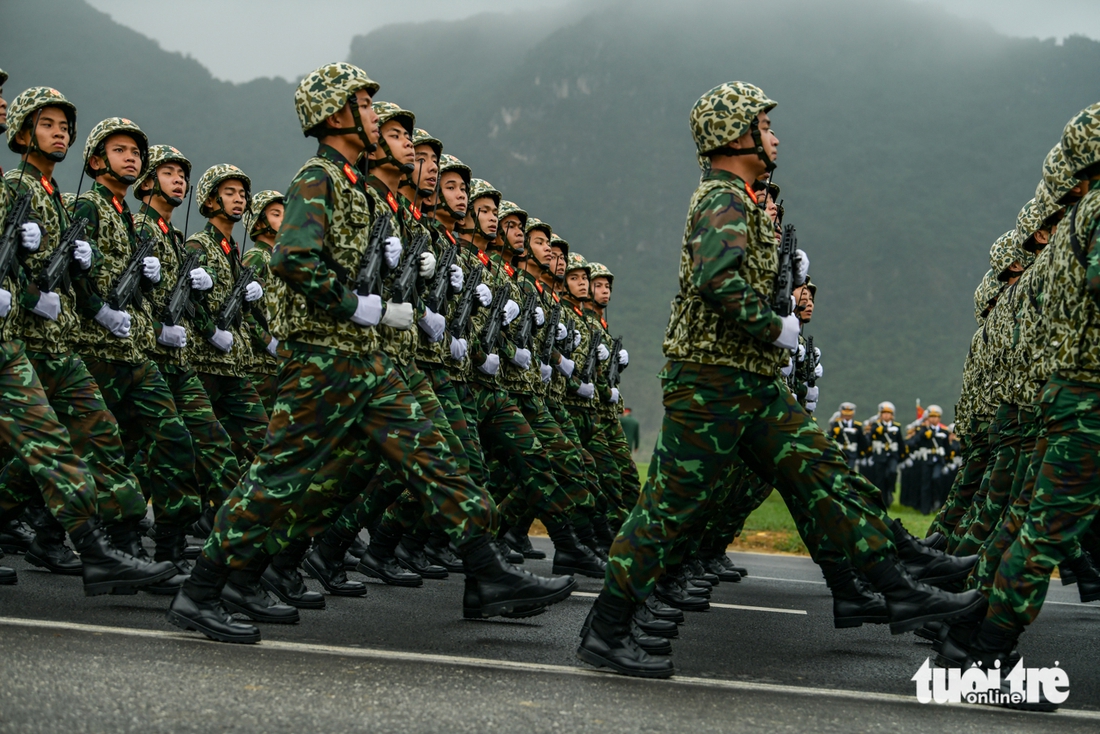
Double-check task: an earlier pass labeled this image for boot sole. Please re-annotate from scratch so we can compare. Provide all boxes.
[396,559,448,580]
[302,558,370,596]
[552,563,605,579]
[24,552,83,576]
[834,614,889,629]
[635,624,678,639]
[142,584,184,596]
[463,604,548,620]
[0,544,29,554]
[889,596,986,635]
[522,552,547,560]
[1080,589,1100,603]
[83,564,178,597]
[654,594,709,612]
[221,598,301,624]
[476,578,577,619]
[353,561,423,588]
[0,576,17,585]
[166,609,261,644]
[259,578,327,609]
[576,647,675,679]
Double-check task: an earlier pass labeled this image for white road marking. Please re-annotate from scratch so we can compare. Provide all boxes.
[743,575,827,585]
[572,590,807,615]
[2,616,1097,720]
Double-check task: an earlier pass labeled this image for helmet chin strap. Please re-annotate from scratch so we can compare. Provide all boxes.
[368,135,415,175]
[711,117,775,173]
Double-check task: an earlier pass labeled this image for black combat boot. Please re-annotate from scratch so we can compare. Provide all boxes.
[821,560,889,628]
[633,601,679,638]
[579,603,673,655]
[304,527,368,596]
[167,556,261,643]
[591,515,615,556]
[501,517,546,560]
[672,564,711,596]
[0,518,35,554]
[574,521,608,561]
[577,591,675,678]
[966,621,1055,711]
[686,558,719,586]
[654,572,710,612]
[863,558,986,634]
[262,537,326,608]
[424,530,465,572]
[142,524,191,595]
[891,519,977,588]
[935,616,982,667]
[344,533,369,569]
[0,550,16,585]
[395,533,448,579]
[70,518,177,596]
[25,519,83,576]
[645,594,685,623]
[462,576,547,619]
[543,517,606,578]
[1060,551,1100,603]
[918,532,947,552]
[221,560,301,624]
[914,619,948,644]
[356,524,423,587]
[460,536,576,618]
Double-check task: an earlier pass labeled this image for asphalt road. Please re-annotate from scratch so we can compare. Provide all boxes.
[1,540,1098,732]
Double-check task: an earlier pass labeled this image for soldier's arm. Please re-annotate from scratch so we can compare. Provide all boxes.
[70,200,107,318]
[689,190,783,342]
[1086,223,1100,306]
[241,248,274,349]
[270,168,357,321]
[183,235,218,339]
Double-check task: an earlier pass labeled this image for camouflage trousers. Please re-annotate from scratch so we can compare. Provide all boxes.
[987,375,1100,631]
[0,349,145,525]
[953,404,1022,556]
[573,407,626,519]
[84,356,198,527]
[929,418,991,539]
[248,370,279,417]
[204,345,490,568]
[605,362,895,604]
[601,412,641,513]
[947,417,1001,550]
[0,341,97,532]
[197,372,268,473]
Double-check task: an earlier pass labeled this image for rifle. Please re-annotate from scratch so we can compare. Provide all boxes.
[560,315,576,358]
[424,243,458,314]
[512,292,538,351]
[162,251,200,327]
[0,192,33,289]
[606,335,624,388]
[389,232,429,305]
[36,216,89,295]
[538,301,562,365]
[478,284,510,355]
[580,331,604,385]
[355,215,391,297]
[804,335,817,388]
[448,263,483,340]
[107,234,155,311]
[216,265,255,331]
[773,224,796,317]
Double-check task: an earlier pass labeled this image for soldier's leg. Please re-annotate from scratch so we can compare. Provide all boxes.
[199,372,269,470]
[954,406,1023,556]
[948,419,1000,550]
[248,371,279,416]
[164,368,240,511]
[605,417,641,512]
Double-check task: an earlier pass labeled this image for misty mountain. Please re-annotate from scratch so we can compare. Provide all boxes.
[4,0,1098,446]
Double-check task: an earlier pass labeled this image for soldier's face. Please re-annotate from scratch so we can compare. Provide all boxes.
[758,113,778,163]
[528,231,552,267]
[794,285,814,322]
[378,120,414,168]
[591,276,611,306]
[158,162,188,201]
[567,270,589,299]
[0,88,6,128]
[472,198,498,237]
[439,172,467,217]
[551,247,567,277]
[217,179,248,218]
[928,414,941,426]
[841,408,854,421]
[21,106,70,157]
[263,202,285,233]
[880,409,894,422]
[413,144,438,195]
[500,215,525,250]
[1034,229,1050,246]
[99,133,142,179]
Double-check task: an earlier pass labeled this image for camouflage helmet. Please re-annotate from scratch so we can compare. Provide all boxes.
[6,86,77,155]
[565,252,591,277]
[549,233,570,258]
[294,62,379,136]
[1060,102,1100,178]
[468,178,501,207]
[134,144,191,203]
[689,81,777,171]
[1041,144,1078,204]
[369,101,415,173]
[498,200,528,229]
[588,261,614,289]
[0,68,7,87]
[439,153,471,186]
[411,127,442,158]
[196,164,252,220]
[1013,195,1055,258]
[525,216,552,238]
[802,274,817,302]
[244,190,285,241]
[973,269,1001,324]
[988,231,1018,281]
[82,117,149,180]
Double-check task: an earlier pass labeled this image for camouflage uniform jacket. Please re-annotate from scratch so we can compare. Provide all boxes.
[465,245,513,389]
[499,267,545,396]
[184,222,253,376]
[544,285,570,405]
[240,241,278,374]
[587,305,621,419]
[561,295,599,410]
[72,182,157,363]
[0,174,15,343]
[1043,192,1100,381]
[983,284,1018,407]
[365,179,419,367]
[4,162,84,355]
[663,169,785,375]
[415,217,457,368]
[269,145,380,357]
[443,240,487,383]
[1016,246,1055,404]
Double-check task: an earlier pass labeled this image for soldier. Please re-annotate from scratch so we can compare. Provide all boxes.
[829,402,869,471]
[906,405,951,516]
[167,63,573,644]
[577,82,981,678]
[865,401,906,508]
[240,190,285,412]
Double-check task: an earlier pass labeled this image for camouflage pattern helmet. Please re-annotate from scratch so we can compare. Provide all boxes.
[411,128,442,158]
[468,178,501,207]
[82,117,149,178]
[1013,196,1052,259]
[689,81,777,170]
[973,269,1001,324]
[294,62,379,136]
[6,86,77,154]
[1041,144,1077,204]
[245,190,285,241]
[588,261,614,289]
[134,144,191,201]
[196,164,252,219]
[1060,102,1100,178]
[988,231,1018,281]
[565,252,591,276]
[498,200,528,230]
[0,68,7,87]
[549,233,570,258]
[525,216,552,238]
[439,153,471,186]
[802,274,817,302]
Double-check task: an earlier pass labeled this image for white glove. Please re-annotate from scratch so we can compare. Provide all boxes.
[244,281,263,302]
[449,264,464,292]
[780,357,794,377]
[805,400,817,413]
[805,385,819,403]
[157,324,188,348]
[618,348,629,366]
[556,322,568,340]
[384,236,402,268]
[0,288,12,318]
[31,292,62,321]
[475,283,492,307]
[556,356,575,378]
[609,387,620,404]
[540,362,553,383]
[510,347,532,370]
[351,293,383,326]
[903,458,914,469]
[815,363,824,379]
[20,222,42,251]
[796,343,806,361]
[419,250,437,279]
[266,337,279,357]
[573,330,582,349]
[190,268,213,291]
[449,337,468,362]
[503,299,520,325]
[535,306,545,326]
[771,313,800,351]
[94,304,131,338]
[208,327,233,352]
[142,256,161,284]
[795,249,809,285]
[478,354,500,375]
[381,300,414,330]
[73,240,92,270]
[597,343,610,361]
[418,306,446,343]
[577,382,595,400]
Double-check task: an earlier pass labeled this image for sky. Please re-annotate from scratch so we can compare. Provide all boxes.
[85,0,1100,84]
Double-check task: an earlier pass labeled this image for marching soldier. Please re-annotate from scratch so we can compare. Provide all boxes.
[240,190,285,412]
[829,402,869,471]
[865,401,906,508]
